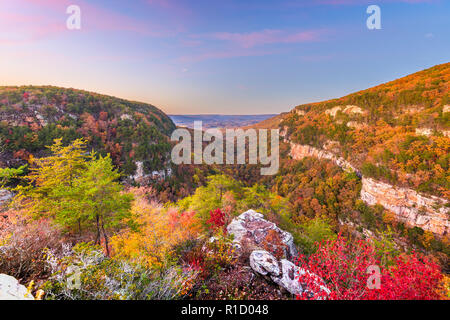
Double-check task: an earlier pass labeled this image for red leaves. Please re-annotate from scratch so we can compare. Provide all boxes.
[366,253,442,300]
[296,235,443,300]
[207,208,226,231]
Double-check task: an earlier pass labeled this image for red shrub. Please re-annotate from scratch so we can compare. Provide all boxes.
[207,208,226,231]
[296,235,379,300]
[366,253,443,300]
[296,235,443,300]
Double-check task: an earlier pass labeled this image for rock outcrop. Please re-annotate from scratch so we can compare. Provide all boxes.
[415,128,433,137]
[129,161,171,184]
[289,142,361,177]
[325,105,365,117]
[226,210,330,297]
[0,189,13,207]
[227,209,297,259]
[249,250,330,297]
[0,274,34,300]
[361,177,449,236]
[289,142,449,237]
[443,105,450,113]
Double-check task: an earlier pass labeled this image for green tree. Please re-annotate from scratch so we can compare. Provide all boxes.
[15,139,133,254]
[177,174,242,224]
[70,155,133,255]
[0,165,27,188]
[15,138,89,226]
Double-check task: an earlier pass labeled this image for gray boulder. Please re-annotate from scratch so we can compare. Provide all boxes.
[0,189,13,207]
[249,250,280,276]
[249,250,330,298]
[227,209,297,259]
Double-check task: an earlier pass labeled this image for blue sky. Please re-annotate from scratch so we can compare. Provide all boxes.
[0,0,449,114]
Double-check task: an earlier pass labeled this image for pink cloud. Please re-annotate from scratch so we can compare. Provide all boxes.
[196,29,328,48]
[0,10,65,44]
[0,0,182,45]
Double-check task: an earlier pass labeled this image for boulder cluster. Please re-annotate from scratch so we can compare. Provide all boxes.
[0,209,329,300]
[227,209,329,297]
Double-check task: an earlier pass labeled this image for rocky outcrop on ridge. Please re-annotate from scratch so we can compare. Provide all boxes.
[227,209,297,260]
[289,142,449,237]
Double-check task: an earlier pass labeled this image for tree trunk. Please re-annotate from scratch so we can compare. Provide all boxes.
[100,217,110,256]
[95,215,100,245]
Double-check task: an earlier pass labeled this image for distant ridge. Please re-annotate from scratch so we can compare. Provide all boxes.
[169,114,277,129]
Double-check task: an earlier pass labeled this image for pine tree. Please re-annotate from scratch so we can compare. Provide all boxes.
[15,138,133,254]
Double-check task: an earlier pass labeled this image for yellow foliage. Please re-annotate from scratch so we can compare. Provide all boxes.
[419,230,435,250]
[436,275,450,300]
[111,192,202,270]
[382,211,397,225]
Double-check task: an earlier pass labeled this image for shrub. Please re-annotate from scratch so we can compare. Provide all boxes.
[110,193,201,270]
[207,208,227,232]
[296,235,443,300]
[297,217,336,254]
[181,230,237,284]
[367,253,443,300]
[0,210,63,283]
[43,242,198,300]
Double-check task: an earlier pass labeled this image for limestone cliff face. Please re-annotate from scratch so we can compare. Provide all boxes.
[289,143,361,176]
[361,177,449,236]
[289,142,449,236]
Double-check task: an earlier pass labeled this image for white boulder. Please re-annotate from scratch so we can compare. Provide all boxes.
[249,250,330,297]
[0,189,13,206]
[227,209,297,259]
[249,250,280,277]
[0,274,34,300]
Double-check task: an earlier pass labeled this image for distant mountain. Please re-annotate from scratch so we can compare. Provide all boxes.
[0,86,176,176]
[169,114,277,129]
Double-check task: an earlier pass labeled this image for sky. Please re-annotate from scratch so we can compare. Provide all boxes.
[0,0,449,115]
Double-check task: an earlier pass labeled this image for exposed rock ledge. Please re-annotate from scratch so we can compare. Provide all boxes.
[0,189,13,208]
[361,177,449,236]
[289,142,361,177]
[227,210,329,297]
[0,274,34,300]
[227,209,297,260]
[249,250,330,297]
[289,142,449,236]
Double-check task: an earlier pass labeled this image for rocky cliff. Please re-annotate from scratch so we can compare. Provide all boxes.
[361,177,449,236]
[289,142,449,237]
[289,142,361,177]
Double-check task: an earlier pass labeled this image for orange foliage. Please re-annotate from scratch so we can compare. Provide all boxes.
[111,189,202,269]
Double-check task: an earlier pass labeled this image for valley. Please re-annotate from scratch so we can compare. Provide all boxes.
[0,64,449,300]
[169,114,278,129]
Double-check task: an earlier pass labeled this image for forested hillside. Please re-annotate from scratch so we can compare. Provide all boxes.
[280,63,449,197]
[250,64,450,275]
[0,86,176,176]
[0,66,449,301]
